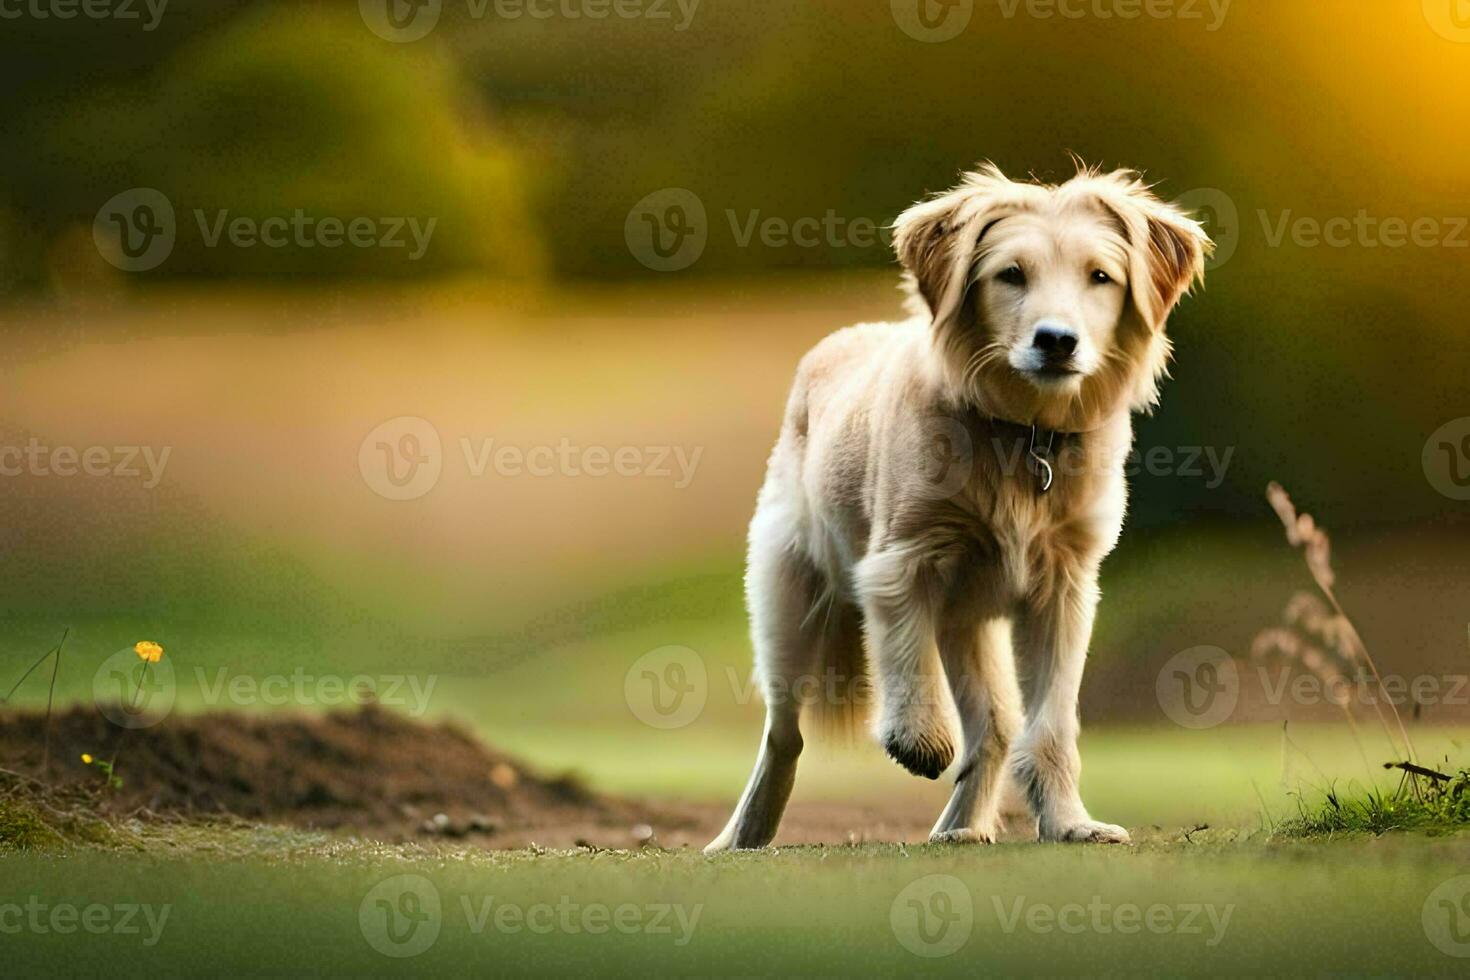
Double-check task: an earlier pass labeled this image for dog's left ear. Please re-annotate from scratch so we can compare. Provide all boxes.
[1123,190,1213,331]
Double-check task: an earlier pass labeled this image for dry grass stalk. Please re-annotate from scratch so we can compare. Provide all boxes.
[1253,616,1371,776]
[1260,483,1416,763]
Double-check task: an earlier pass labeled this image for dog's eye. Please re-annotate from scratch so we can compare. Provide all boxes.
[997,265,1027,287]
[1090,269,1113,286]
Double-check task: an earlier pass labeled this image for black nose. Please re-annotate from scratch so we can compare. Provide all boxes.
[1032,325,1078,358]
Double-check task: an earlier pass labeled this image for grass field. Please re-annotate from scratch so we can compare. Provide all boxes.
[5,819,1470,975]
[6,644,1470,976]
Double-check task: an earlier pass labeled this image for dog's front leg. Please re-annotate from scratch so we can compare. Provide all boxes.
[929,615,1023,843]
[1013,575,1130,844]
[856,549,955,780]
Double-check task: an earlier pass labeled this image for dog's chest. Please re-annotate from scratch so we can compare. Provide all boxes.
[960,463,1126,600]
[981,489,1056,598]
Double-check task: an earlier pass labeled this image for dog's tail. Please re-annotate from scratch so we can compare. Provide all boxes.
[802,587,871,741]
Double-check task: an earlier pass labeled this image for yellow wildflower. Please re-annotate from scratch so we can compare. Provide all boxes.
[81,753,94,764]
[134,641,164,663]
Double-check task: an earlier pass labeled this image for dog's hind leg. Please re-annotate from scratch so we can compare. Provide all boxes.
[705,524,836,853]
[929,615,1023,843]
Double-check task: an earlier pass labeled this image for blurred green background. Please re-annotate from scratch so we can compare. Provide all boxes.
[1,0,1468,811]
[4,0,1467,523]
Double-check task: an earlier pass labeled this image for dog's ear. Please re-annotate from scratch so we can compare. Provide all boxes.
[892,164,1017,329]
[1109,181,1213,330]
[1135,197,1212,329]
[892,190,969,321]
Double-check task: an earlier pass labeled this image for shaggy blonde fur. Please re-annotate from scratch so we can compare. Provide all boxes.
[707,164,1211,851]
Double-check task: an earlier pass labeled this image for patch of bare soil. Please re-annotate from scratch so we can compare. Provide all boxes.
[0,705,677,848]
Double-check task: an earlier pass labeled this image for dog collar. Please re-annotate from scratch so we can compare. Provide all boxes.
[981,415,1079,495]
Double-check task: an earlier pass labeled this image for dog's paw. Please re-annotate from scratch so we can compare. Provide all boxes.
[880,723,954,780]
[703,836,769,855]
[1046,820,1131,845]
[928,827,995,845]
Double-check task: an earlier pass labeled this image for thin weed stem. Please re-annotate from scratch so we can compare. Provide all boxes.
[40,628,70,777]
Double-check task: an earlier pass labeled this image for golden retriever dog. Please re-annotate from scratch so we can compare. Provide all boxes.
[707,164,1211,851]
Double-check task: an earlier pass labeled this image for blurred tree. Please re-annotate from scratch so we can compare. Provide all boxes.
[1,1,543,284]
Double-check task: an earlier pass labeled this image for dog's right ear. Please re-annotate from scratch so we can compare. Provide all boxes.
[892,191,968,321]
[892,165,1017,329]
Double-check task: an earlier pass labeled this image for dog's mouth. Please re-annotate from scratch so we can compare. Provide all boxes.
[1023,363,1085,387]
[1031,363,1081,379]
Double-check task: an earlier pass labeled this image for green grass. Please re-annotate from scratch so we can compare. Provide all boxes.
[2,826,1468,976]
[0,798,67,853]
[4,719,1468,975]
[1280,768,1470,838]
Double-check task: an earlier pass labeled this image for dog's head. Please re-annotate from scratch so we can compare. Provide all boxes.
[894,163,1211,431]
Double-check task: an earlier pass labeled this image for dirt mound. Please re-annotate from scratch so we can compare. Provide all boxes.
[0,705,690,847]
